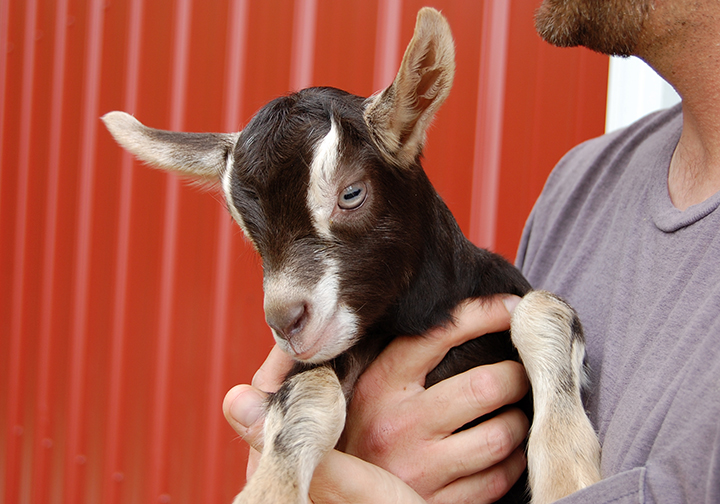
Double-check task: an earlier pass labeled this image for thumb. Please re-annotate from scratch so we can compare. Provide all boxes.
[223,384,267,452]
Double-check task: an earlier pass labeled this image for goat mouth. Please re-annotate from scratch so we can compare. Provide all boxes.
[274,308,358,364]
[287,329,332,362]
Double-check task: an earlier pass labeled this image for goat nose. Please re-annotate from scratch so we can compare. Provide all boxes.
[266,301,308,341]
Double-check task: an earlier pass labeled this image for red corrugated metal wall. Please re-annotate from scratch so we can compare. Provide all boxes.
[1,1,608,503]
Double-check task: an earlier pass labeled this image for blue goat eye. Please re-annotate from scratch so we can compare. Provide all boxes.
[338,181,367,209]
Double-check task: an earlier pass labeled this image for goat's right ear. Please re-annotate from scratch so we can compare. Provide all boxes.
[364,7,455,167]
[102,111,240,182]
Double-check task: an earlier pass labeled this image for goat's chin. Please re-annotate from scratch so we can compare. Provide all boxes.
[274,308,359,364]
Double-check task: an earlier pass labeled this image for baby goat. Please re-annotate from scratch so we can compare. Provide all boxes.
[103,8,600,504]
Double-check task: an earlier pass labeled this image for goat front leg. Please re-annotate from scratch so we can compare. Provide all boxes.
[233,366,346,504]
[511,291,601,504]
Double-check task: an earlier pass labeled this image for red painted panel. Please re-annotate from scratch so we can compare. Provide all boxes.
[314,0,378,96]
[409,0,488,236]
[493,1,608,260]
[0,2,608,503]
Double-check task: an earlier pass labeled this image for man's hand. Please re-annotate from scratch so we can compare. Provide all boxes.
[343,296,529,503]
[223,346,425,504]
[223,295,530,504]
[223,345,293,480]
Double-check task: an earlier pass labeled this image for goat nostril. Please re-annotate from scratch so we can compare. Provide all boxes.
[267,302,308,341]
[285,303,307,336]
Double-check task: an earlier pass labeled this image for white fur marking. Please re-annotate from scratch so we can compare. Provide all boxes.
[223,151,256,248]
[511,291,601,503]
[264,257,358,363]
[233,367,346,504]
[307,259,358,362]
[307,121,341,238]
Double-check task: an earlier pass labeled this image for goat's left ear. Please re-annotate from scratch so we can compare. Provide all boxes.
[364,7,455,167]
[102,111,240,182]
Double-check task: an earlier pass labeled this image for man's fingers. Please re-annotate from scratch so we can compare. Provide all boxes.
[422,360,529,433]
[345,360,529,497]
[310,450,426,504]
[353,405,529,498]
[428,446,527,504]
[432,407,529,485]
[224,345,292,481]
[251,344,295,392]
[223,384,267,452]
[369,295,520,388]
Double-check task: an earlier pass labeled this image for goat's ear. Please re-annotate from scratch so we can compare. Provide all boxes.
[102,111,240,181]
[364,7,455,167]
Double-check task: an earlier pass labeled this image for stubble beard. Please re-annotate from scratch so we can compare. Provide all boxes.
[535,0,652,57]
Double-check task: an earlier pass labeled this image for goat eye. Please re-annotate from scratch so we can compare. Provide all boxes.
[338,181,367,209]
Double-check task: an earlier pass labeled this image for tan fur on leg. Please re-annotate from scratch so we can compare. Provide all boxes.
[233,367,346,504]
[511,291,601,504]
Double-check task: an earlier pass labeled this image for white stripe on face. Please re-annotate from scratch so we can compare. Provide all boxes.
[222,150,256,248]
[304,258,359,362]
[264,257,359,363]
[307,120,341,238]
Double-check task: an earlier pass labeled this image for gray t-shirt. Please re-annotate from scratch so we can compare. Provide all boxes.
[516,104,720,503]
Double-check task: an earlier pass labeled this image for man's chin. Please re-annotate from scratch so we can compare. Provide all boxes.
[534,0,647,57]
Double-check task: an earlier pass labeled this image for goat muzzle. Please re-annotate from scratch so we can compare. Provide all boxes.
[265,300,309,347]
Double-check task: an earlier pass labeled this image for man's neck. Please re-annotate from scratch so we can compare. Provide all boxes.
[637,3,720,210]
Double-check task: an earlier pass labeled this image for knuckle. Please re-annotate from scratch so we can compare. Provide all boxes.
[251,367,271,390]
[483,467,513,502]
[447,453,473,478]
[352,414,403,460]
[484,420,515,460]
[392,462,423,488]
[466,368,505,410]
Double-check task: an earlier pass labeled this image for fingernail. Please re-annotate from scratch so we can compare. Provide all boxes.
[230,388,265,428]
[503,295,521,315]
